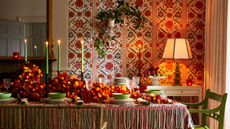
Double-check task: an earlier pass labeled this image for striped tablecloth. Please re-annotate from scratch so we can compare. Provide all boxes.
[0,102,194,129]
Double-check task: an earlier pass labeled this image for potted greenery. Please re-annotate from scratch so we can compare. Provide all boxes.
[93,0,146,57]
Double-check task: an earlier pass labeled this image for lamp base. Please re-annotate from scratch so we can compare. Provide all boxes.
[173,59,182,86]
[172,83,182,86]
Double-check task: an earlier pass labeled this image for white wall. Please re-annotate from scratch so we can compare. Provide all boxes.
[0,0,46,22]
[52,0,69,76]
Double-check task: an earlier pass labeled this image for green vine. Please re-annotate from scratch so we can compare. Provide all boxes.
[93,0,146,58]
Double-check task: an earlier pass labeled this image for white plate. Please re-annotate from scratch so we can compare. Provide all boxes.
[45,97,72,104]
[109,98,135,104]
[0,97,17,104]
[47,99,65,104]
[64,97,72,102]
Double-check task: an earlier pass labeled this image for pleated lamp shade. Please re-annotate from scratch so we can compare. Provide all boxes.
[162,38,192,59]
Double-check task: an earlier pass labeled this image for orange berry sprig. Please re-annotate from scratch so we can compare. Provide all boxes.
[48,74,137,103]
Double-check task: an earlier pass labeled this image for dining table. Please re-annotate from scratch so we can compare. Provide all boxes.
[0,100,194,129]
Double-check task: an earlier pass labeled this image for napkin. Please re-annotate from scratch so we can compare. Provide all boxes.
[20,98,28,105]
[74,97,84,105]
[137,98,150,106]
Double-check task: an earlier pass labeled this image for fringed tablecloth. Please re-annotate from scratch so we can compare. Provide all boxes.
[0,102,194,129]
[89,103,194,129]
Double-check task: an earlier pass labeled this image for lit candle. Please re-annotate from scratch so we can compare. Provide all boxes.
[13,52,19,59]
[34,46,37,57]
[186,79,193,86]
[58,40,61,72]
[24,39,27,61]
[81,40,84,81]
[46,41,48,74]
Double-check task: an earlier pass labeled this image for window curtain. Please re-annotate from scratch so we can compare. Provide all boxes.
[226,0,230,129]
[205,0,228,128]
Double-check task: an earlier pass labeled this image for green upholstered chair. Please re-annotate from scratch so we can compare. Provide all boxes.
[183,89,227,129]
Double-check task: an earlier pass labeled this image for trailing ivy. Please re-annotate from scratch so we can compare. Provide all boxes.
[93,0,146,58]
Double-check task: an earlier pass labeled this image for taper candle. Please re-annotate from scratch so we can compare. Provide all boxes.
[58,40,61,71]
[24,39,27,61]
[46,41,48,74]
[34,46,37,57]
[81,40,84,81]
[139,44,141,76]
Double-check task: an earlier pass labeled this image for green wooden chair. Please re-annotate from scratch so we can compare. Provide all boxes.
[183,89,227,129]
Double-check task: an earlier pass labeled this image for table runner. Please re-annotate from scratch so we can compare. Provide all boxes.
[0,103,194,129]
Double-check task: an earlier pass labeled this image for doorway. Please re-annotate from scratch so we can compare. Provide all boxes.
[25,23,47,57]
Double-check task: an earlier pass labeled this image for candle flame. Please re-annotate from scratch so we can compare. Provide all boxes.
[34,46,37,49]
[58,40,61,45]
[139,44,141,48]
[46,41,48,46]
[80,40,84,45]
[24,39,27,43]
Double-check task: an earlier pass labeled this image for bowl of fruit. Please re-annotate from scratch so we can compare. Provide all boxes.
[144,90,161,95]
[112,93,130,100]
[0,92,12,99]
[144,66,166,86]
[48,92,66,99]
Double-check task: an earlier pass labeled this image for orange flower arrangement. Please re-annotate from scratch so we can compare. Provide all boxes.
[9,62,45,101]
[48,72,135,102]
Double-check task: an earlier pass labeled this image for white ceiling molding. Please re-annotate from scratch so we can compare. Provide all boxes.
[18,16,46,23]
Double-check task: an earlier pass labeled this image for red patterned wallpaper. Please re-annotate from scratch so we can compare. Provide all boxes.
[68,0,205,86]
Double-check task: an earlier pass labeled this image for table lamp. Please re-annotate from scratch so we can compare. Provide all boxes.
[162,38,192,86]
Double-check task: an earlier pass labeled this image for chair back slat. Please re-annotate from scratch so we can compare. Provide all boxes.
[205,112,220,121]
[207,91,223,102]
